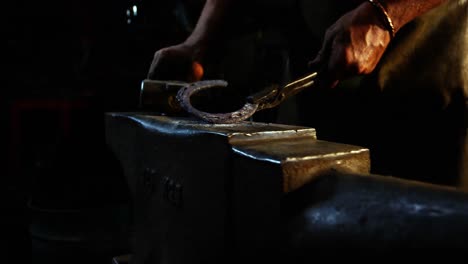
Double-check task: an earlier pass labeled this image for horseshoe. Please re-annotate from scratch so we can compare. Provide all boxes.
[176,72,318,124]
[176,80,258,124]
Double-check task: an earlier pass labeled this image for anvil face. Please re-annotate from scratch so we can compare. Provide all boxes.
[108,113,370,193]
[105,113,369,263]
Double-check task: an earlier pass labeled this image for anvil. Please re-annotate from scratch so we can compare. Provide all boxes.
[105,113,468,263]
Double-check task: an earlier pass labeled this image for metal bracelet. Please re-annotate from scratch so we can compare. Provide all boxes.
[368,0,396,38]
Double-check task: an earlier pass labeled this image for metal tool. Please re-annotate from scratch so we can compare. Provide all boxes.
[139,80,189,114]
[176,72,319,124]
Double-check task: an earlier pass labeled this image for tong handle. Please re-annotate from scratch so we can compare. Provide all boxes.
[279,72,318,101]
[248,72,318,111]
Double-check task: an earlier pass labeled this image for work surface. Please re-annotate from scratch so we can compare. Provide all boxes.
[107,113,370,192]
[106,113,468,263]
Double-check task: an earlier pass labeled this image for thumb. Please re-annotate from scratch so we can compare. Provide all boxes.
[308,25,337,69]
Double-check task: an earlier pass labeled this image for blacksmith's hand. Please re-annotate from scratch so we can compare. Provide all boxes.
[147,43,203,82]
[309,1,392,89]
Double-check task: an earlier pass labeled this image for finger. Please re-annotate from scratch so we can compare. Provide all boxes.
[314,70,340,90]
[147,59,157,80]
[309,28,344,89]
[314,73,341,90]
[308,25,338,69]
[147,50,164,79]
[315,37,346,89]
[147,49,193,81]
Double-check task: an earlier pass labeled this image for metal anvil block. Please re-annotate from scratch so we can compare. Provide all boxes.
[107,113,468,262]
[105,113,369,263]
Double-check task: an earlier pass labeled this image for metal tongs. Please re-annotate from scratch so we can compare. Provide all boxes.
[176,72,318,124]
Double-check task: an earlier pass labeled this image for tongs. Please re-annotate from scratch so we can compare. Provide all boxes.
[176,72,318,124]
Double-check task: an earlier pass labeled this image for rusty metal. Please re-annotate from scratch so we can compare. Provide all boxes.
[139,71,318,124]
[175,72,318,124]
[176,80,259,124]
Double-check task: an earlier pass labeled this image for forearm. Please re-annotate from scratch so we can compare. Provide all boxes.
[372,0,449,31]
[184,0,232,56]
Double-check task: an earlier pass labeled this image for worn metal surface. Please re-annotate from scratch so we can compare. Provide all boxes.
[108,113,369,193]
[105,113,370,263]
[283,172,468,252]
[105,113,468,264]
[232,137,369,193]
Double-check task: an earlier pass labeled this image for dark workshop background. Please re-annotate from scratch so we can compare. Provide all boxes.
[2,1,205,263]
[3,0,467,263]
